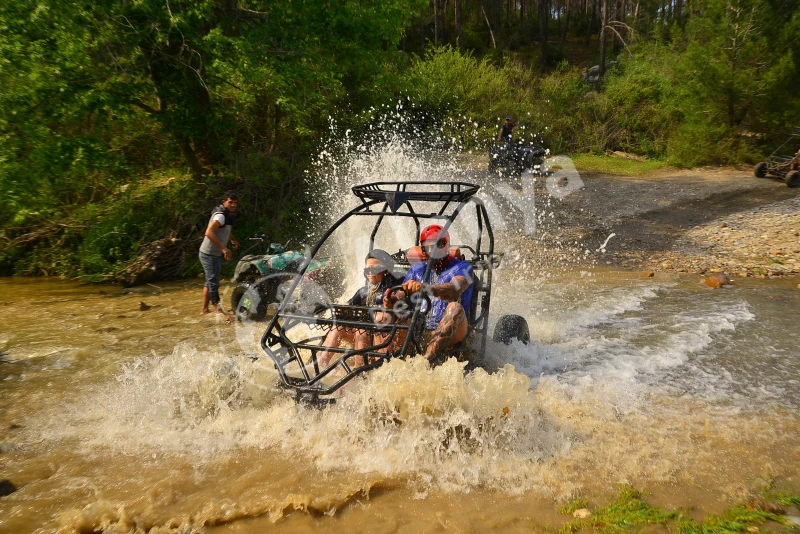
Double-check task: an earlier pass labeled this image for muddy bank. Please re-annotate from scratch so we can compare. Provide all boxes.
[510,166,800,278]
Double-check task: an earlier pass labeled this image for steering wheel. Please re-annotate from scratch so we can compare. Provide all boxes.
[384,284,432,320]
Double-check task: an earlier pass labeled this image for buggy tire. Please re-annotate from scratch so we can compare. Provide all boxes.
[493,314,531,345]
[754,162,768,178]
[785,170,800,188]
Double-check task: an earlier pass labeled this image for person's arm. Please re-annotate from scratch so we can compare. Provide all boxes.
[204,220,232,260]
[229,232,239,249]
[401,275,471,302]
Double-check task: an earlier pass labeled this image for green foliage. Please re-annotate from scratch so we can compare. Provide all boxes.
[0,0,424,279]
[676,504,787,533]
[2,0,799,279]
[558,486,792,533]
[571,154,669,175]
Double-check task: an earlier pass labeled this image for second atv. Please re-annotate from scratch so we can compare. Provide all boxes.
[230,237,345,322]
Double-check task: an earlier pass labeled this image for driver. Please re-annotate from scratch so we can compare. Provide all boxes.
[498,116,514,145]
[383,224,474,362]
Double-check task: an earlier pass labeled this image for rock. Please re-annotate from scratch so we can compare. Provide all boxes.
[573,508,592,519]
[139,302,152,311]
[643,271,655,277]
[703,272,732,288]
[0,479,16,497]
[747,527,759,533]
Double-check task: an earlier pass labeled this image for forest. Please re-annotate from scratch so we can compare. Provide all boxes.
[0,0,798,281]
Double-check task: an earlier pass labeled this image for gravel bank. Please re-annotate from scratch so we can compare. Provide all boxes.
[493,167,800,279]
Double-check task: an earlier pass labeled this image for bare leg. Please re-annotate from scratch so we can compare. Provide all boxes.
[200,287,211,314]
[423,302,468,361]
[319,328,356,368]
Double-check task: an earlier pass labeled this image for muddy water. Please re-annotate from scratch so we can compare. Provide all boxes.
[1,272,798,533]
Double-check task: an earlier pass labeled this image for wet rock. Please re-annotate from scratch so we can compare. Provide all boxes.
[8,424,21,430]
[703,272,732,288]
[573,508,592,519]
[643,271,655,277]
[0,479,16,497]
[139,302,152,311]
[0,443,15,453]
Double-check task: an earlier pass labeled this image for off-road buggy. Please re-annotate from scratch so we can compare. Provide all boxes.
[258,181,531,402]
[230,237,345,322]
[489,142,549,176]
[754,128,800,188]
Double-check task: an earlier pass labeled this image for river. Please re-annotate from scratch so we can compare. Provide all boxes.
[1,269,798,532]
[2,139,800,531]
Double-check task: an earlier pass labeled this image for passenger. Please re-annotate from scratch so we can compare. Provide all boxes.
[383,224,474,362]
[319,250,401,369]
[792,146,800,171]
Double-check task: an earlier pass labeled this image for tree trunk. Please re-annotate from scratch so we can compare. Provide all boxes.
[434,0,439,45]
[561,0,571,43]
[611,0,621,53]
[419,9,426,49]
[481,4,498,47]
[442,0,448,43]
[587,0,597,46]
[455,0,464,49]
[599,0,608,75]
[539,0,549,67]
[176,137,207,178]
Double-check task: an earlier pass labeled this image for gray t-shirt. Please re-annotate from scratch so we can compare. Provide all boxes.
[199,213,233,256]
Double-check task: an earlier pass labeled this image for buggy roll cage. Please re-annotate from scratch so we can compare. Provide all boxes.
[259,182,499,400]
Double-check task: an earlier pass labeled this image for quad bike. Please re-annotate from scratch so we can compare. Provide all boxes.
[489,142,549,176]
[230,236,345,322]
[754,127,800,188]
[258,181,531,402]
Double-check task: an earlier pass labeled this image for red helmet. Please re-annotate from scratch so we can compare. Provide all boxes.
[420,224,450,253]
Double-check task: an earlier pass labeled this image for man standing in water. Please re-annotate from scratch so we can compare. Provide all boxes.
[199,192,240,314]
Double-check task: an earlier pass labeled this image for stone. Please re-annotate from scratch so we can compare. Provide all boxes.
[573,508,592,519]
[747,527,759,533]
[0,479,16,497]
[643,271,655,277]
[139,302,152,311]
[704,272,732,288]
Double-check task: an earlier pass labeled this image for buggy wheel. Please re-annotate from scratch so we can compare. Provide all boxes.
[785,170,800,188]
[754,162,768,178]
[488,157,498,172]
[493,314,531,345]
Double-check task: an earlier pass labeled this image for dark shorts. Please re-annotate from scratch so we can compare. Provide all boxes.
[199,251,222,305]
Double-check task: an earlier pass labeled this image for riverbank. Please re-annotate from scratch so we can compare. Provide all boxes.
[507,164,800,279]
